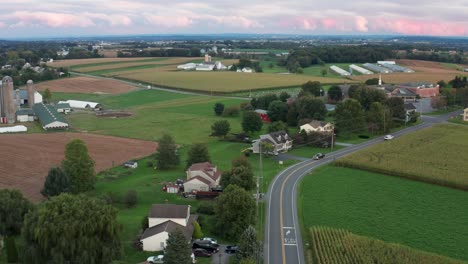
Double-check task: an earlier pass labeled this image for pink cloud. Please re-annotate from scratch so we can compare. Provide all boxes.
[11,11,95,28]
[321,18,337,30]
[210,16,262,29]
[278,17,317,30]
[355,16,368,32]
[146,15,193,27]
[370,18,467,36]
[85,13,132,26]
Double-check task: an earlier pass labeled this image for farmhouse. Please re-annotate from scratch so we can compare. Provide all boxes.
[184,162,221,192]
[300,121,334,134]
[404,103,417,122]
[252,131,293,155]
[58,100,102,110]
[32,103,69,130]
[140,204,196,251]
[463,108,468,122]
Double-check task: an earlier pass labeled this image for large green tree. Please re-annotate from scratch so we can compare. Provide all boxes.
[213,102,225,116]
[301,81,322,97]
[215,185,256,240]
[41,167,70,198]
[22,194,121,264]
[295,96,327,120]
[236,225,262,264]
[335,99,366,138]
[62,138,95,193]
[242,111,263,133]
[349,86,387,111]
[267,100,288,122]
[155,133,180,170]
[328,85,343,102]
[211,120,231,138]
[268,121,289,133]
[366,102,391,134]
[0,189,33,236]
[164,228,193,264]
[42,88,52,103]
[384,97,406,120]
[221,157,255,191]
[186,143,210,168]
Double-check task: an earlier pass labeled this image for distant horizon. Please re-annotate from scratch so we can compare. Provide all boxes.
[0,1,466,39]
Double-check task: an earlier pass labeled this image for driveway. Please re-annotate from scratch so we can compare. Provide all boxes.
[211,245,232,264]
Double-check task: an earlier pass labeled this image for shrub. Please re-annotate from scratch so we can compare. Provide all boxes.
[223,105,240,117]
[141,215,149,231]
[124,190,138,208]
[192,221,204,239]
[146,160,153,167]
[214,102,225,116]
[102,191,120,205]
[6,236,18,263]
[197,202,215,215]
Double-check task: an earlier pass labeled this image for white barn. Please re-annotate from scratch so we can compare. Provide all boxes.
[58,100,101,109]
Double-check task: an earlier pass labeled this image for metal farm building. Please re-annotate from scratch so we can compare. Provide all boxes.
[349,64,373,74]
[330,65,351,76]
[379,63,414,73]
[363,63,392,73]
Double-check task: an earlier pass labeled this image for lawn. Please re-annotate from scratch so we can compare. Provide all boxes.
[299,165,468,261]
[336,124,468,190]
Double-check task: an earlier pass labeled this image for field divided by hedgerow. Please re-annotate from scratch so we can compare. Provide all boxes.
[335,124,468,190]
[309,227,466,264]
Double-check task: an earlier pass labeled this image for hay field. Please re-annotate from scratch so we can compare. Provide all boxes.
[48,57,161,68]
[34,76,137,94]
[0,133,157,202]
[112,71,344,92]
[75,57,198,73]
[336,124,468,190]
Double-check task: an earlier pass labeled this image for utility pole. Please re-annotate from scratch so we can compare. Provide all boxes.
[257,143,262,217]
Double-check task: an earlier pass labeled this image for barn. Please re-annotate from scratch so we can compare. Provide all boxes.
[32,103,69,130]
[16,109,35,122]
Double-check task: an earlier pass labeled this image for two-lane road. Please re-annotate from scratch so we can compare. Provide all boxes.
[264,112,460,264]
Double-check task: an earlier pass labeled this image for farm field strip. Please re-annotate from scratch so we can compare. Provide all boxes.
[48,57,163,68]
[74,57,202,72]
[0,133,157,202]
[34,76,138,94]
[336,124,468,190]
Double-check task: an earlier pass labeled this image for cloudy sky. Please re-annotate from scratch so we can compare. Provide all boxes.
[1,0,467,38]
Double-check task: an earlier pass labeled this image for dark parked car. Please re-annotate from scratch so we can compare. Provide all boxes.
[225,245,238,254]
[193,248,213,257]
[313,153,325,160]
[192,240,219,253]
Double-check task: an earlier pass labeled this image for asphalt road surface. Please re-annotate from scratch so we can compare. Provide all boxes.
[264,111,461,264]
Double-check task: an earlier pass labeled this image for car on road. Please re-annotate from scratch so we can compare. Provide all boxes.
[193,240,219,252]
[225,245,238,254]
[193,248,213,257]
[146,255,164,264]
[313,153,325,160]
[200,237,218,244]
[384,134,394,140]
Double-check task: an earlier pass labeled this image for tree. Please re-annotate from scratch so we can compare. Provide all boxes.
[335,99,366,138]
[250,94,278,109]
[214,102,225,116]
[286,103,299,126]
[437,80,447,88]
[211,120,231,138]
[268,121,289,133]
[295,96,327,120]
[301,81,322,97]
[279,91,291,102]
[242,111,263,133]
[192,221,203,239]
[22,194,122,264]
[186,143,210,168]
[215,185,256,240]
[5,236,18,263]
[384,97,406,120]
[366,102,390,134]
[221,157,255,191]
[155,133,180,170]
[43,88,52,103]
[236,226,262,264]
[328,85,343,102]
[365,78,380,85]
[124,190,138,208]
[164,228,193,264]
[321,68,328,77]
[349,86,386,111]
[62,138,95,193]
[141,216,149,231]
[41,167,70,198]
[267,100,288,122]
[0,189,32,237]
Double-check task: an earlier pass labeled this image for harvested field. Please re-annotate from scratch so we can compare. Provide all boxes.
[397,59,467,70]
[0,133,157,202]
[34,76,137,94]
[47,57,159,68]
[352,72,466,84]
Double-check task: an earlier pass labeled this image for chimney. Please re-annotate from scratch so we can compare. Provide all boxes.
[27,80,35,107]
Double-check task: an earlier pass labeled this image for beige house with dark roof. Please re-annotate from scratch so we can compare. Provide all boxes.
[184,162,221,192]
[300,121,334,134]
[140,204,196,251]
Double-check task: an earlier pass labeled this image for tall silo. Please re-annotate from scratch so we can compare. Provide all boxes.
[27,80,35,107]
[2,76,15,124]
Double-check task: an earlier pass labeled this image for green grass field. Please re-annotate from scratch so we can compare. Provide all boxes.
[309,227,466,264]
[336,124,468,190]
[299,165,468,261]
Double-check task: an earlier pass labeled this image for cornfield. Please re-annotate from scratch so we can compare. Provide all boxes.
[309,226,466,264]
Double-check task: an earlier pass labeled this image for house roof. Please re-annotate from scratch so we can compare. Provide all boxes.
[254,109,268,114]
[32,103,68,128]
[149,204,189,219]
[141,215,197,240]
[188,162,220,182]
[404,103,417,111]
[263,131,290,144]
[306,120,330,129]
[185,176,211,186]
[392,87,417,97]
[16,108,34,116]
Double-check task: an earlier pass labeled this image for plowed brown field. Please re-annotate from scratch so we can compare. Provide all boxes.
[34,76,137,94]
[0,133,157,202]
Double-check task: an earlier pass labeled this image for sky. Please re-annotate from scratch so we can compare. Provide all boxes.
[0,0,467,38]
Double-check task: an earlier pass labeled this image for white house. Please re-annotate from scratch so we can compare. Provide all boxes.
[183,162,221,192]
[252,131,293,154]
[237,67,253,73]
[463,108,468,122]
[140,204,196,252]
[177,63,197,70]
[58,100,101,110]
[300,121,334,134]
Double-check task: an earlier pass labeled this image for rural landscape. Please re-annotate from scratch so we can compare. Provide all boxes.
[0,1,468,264]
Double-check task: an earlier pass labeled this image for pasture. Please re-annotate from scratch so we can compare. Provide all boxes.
[309,227,466,264]
[34,76,138,94]
[299,166,468,261]
[335,124,468,190]
[0,133,157,202]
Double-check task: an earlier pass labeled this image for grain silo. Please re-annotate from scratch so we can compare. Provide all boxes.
[27,80,35,107]
[1,76,16,124]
